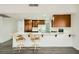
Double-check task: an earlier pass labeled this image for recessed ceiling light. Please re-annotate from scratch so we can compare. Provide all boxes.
[29,4,39,7]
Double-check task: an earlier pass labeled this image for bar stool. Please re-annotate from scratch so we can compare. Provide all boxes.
[16,35,25,52]
[28,33,43,53]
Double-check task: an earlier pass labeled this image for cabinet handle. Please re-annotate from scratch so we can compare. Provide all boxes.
[55,34,57,37]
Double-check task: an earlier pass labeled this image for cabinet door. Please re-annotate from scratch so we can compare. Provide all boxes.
[24,20,32,32]
[32,20,45,27]
[38,20,45,25]
[24,19,45,32]
[52,14,71,27]
[32,20,39,27]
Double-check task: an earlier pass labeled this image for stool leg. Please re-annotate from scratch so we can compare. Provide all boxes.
[18,44,21,52]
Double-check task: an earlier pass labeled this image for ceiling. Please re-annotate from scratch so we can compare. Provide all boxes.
[0,4,78,19]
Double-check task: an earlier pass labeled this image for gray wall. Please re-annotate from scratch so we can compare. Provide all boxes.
[0,17,17,43]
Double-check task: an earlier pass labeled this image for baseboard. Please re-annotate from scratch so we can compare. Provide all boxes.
[73,47,79,51]
[12,46,73,48]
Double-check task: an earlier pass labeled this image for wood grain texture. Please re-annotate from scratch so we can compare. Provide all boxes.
[52,14,71,27]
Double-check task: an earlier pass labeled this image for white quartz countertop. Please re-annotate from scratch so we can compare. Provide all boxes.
[13,32,75,36]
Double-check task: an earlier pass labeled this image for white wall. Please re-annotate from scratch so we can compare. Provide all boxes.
[72,6,79,50]
[0,17,17,43]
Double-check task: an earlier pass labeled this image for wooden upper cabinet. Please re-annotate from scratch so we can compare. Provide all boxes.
[51,14,71,27]
[24,19,45,32]
[24,19,32,32]
[51,20,53,27]
[32,20,45,27]
[39,20,45,25]
[32,20,39,27]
